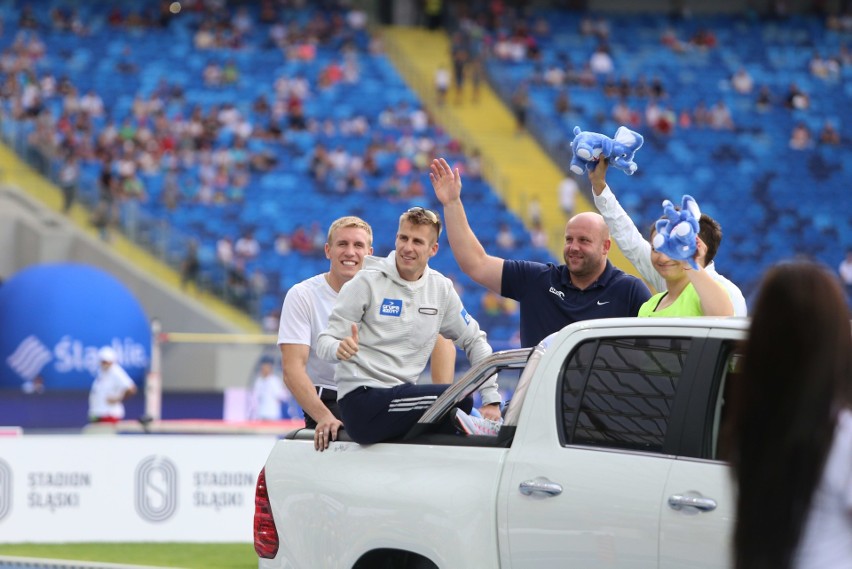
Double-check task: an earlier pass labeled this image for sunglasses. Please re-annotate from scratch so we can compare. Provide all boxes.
[405,207,442,237]
[406,207,440,225]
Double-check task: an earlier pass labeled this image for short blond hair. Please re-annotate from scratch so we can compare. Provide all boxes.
[399,207,442,239]
[327,216,373,246]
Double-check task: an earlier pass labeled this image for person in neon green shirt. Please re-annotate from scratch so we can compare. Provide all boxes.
[638,226,734,317]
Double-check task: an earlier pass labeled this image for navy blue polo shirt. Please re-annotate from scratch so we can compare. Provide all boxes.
[501,259,651,348]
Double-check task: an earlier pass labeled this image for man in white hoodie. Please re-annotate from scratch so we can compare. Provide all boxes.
[317,207,502,445]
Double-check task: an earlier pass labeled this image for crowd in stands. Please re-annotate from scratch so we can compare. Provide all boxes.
[441,1,851,298]
[0,0,538,347]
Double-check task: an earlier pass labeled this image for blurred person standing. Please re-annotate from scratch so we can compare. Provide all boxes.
[434,64,450,106]
[423,0,443,31]
[88,346,136,423]
[725,261,852,569]
[558,173,579,218]
[180,238,201,292]
[450,31,468,105]
[250,358,289,421]
[511,82,530,136]
[59,152,79,214]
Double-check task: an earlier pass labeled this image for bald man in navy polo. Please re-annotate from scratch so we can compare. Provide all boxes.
[430,157,650,347]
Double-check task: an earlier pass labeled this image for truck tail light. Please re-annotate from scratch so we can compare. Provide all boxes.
[254,467,279,559]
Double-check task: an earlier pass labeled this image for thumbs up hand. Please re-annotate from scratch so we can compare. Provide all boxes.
[337,323,360,361]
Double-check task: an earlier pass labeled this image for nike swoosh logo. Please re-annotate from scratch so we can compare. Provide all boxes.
[597,301,611,305]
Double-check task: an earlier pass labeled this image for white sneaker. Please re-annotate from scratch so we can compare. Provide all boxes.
[453,408,502,436]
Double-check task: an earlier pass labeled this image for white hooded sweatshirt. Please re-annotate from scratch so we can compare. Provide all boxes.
[317,252,500,405]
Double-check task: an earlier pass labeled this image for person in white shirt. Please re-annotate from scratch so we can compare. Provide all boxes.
[250,359,289,421]
[588,45,614,75]
[588,158,747,316]
[435,65,450,106]
[558,174,579,218]
[234,230,260,262]
[88,347,136,423]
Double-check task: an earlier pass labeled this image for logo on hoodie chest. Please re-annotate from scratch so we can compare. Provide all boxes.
[380,298,403,317]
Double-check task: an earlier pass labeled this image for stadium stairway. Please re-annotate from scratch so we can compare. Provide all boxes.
[380,25,643,285]
[0,142,261,334]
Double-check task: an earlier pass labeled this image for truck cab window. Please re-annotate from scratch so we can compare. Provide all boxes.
[710,344,744,461]
[560,337,692,453]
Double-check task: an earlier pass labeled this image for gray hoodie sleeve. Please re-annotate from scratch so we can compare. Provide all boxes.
[316,275,368,362]
[439,287,501,406]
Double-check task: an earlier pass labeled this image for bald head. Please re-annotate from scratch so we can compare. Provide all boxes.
[562,211,612,285]
[567,211,611,242]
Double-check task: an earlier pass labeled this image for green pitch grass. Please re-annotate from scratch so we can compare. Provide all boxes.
[0,543,257,568]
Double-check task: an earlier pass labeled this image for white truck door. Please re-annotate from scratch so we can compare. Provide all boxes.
[659,334,742,569]
[660,459,734,569]
[499,334,702,569]
[501,443,673,568]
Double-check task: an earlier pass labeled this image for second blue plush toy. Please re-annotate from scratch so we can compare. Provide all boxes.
[651,195,701,270]
[569,125,645,176]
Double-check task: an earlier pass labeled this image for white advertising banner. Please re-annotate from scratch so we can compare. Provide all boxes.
[0,435,278,542]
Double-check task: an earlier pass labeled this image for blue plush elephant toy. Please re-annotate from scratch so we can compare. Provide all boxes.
[569,125,645,176]
[651,195,701,270]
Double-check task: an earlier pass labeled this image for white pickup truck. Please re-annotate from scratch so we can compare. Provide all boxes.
[254,317,745,569]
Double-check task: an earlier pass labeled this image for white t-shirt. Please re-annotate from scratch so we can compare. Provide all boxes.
[234,236,260,259]
[435,68,450,90]
[558,176,579,214]
[794,408,852,568]
[251,373,288,420]
[88,363,136,419]
[277,273,338,390]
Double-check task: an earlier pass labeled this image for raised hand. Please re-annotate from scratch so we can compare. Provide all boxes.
[588,156,609,193]
[652,195,701,270]
[429,158,462,205]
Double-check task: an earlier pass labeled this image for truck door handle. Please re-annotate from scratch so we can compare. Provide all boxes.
[668,493,717,512]
[519,478,563,497]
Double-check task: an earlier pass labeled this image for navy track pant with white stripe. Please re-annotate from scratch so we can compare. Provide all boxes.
[339,384,473,444]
